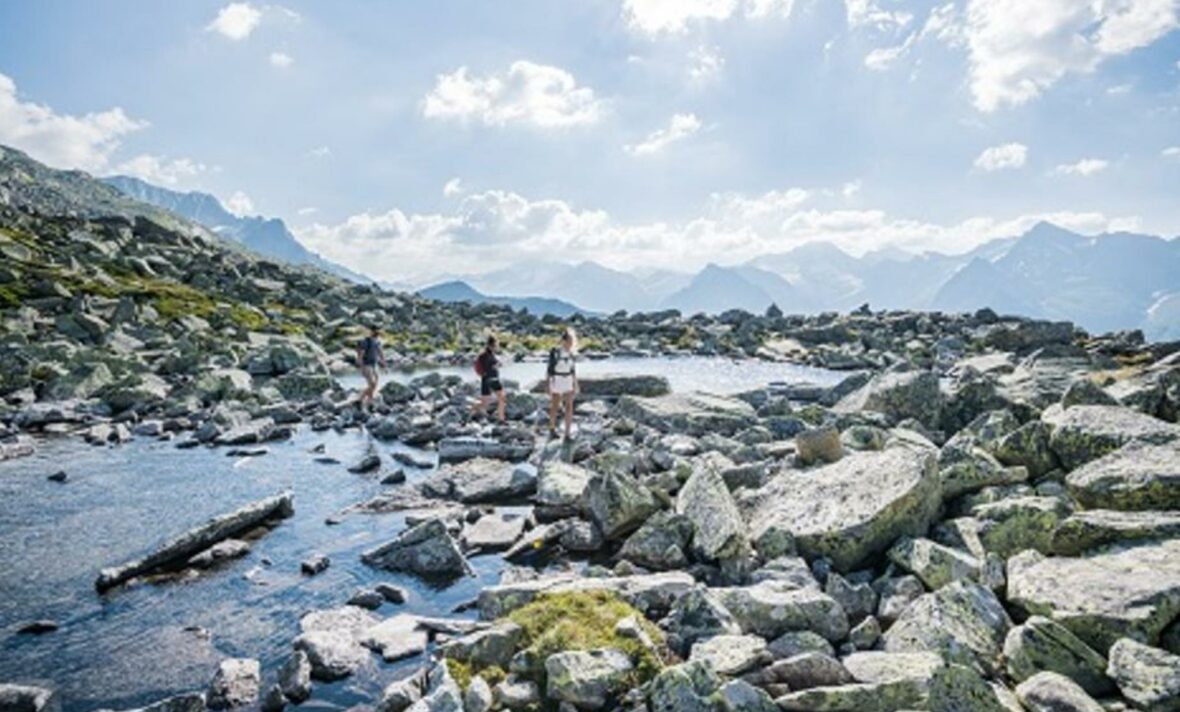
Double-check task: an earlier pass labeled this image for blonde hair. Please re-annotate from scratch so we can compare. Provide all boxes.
[562,327,578,353]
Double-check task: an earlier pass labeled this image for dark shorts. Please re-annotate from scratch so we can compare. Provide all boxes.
[480,377,503,396]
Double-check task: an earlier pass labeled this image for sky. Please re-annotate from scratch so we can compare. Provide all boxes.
[1,0,1179,284]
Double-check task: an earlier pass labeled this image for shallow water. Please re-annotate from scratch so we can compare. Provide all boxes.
[344,355,843,394]
[0,357,836,711]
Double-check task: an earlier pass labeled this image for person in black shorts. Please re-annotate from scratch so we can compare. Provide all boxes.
[472,335,506,423]
[355,324,386,412]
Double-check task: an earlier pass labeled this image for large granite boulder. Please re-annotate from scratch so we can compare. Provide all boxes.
[1003,616,1113,697]
[834,370,943,430]
[746,443,941,571]
[676,455,749,562]
[1106,637,1180,712]
[1051,509,1180,556]
[361,518,469,579]
[421,458,538,503]
[713,581,849,642]
[477,572,695,619]
[1044,404,1180,471]
[614,392,756,436]
[1015,671,1103,712]
[535,460,595,517]
[544,648,633,709]
[583,469,659,540]
[1006,540,1180,653]
[1065,441,1180,511]
[883,580,1012,675]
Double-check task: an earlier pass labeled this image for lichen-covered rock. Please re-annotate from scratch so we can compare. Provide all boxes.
[688,634,767,675]
[614,392,757,437]
[834,369,943,430]
[647,661,721,712]
[888,537,987,590]
[1006,541,1180,653]
[716,679,777,712]
[544,648,633,709]
[619,511,693,570]
[969,496,1072,557]
[713,581,849,642]
[883,580,1012,675]
[760,651,854,690]
[662,585,743,655]
[361,518,469,578]
[477,571,695,620]
[440,621,523,669]
[535,460,594,517]
[1044,404,1180,471]
[992,421,1058,478]
[747,444,940,571]
[676,455,749,562]
[1106,638,1180,712]
[421,458,538,503]
[1015,671,1104,712]
[1051,509,1180,556]
[584,469,659,541]
[1065,441,1180,511]
[926,663,1013,712]
[1003,616,1113,697]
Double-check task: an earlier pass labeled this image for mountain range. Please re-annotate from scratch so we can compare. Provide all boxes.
[104,176,369,284]
[96,167,1180,342]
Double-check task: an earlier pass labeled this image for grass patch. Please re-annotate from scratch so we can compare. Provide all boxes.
[445,659,506,692]
[507,591,666,687]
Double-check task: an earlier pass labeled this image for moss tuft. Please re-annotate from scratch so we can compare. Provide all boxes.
[507,590,666,687]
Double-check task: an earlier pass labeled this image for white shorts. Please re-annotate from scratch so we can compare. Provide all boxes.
[550,375,575,395]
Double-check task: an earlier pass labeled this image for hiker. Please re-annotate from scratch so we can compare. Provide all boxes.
[547,328,578,439]
[472,335,506,423]
[356,324,386,411]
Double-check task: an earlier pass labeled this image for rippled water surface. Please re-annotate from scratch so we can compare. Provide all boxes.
[0,357,837,712]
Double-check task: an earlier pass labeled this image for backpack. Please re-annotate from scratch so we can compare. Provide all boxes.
[474,352,487,378]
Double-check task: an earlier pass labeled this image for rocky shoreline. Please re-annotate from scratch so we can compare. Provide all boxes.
[4,147,1180,712]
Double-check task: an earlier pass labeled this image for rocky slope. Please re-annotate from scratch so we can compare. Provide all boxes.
[4,145,1180,712]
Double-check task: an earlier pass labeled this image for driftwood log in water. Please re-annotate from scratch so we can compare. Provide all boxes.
[95,492,295,591]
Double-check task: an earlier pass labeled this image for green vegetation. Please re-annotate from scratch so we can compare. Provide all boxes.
[507,591,666,687]
[445,658,506,692]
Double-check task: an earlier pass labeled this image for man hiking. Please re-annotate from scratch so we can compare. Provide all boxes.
[547,328,578,440]
[472,335,507,424]
[356,324,386,411]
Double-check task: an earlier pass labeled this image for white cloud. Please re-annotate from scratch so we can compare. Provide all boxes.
[842,180,862,199]
[974,142,1028,171]
[622,0,794,35]
[422,61,603,128]
[113,154,207,186]
[296,185,1140,284]
[224,190,255,216]
[689,45,725,82]
[1053,158,1109,176]
[1163,146,1180,160]
[269,51,294,68]
[443,178,464,197]
[296,207,318,216]
[862,4,960,71]
[626,113,703,155]
[306,145,331,158]
[845,0,913,31]
[0,72,148,171]
[965,0,1180,112]
[207,3,263,40]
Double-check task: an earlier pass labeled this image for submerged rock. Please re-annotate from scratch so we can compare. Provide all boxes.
[361,518,469,579]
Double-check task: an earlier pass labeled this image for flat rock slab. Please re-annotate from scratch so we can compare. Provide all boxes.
[1044,404,1180,471]
[613,392,756,436]
[462,512,527,551]
[746,444,940,571]
[96,492,294,591]
[713,581,850,642]
[1051,509,1180,556]
[1066,441,1180,511]
[477,571,695,620]
[1007,539,1180,653]
[437,436,533,464]
[421,458,537,503]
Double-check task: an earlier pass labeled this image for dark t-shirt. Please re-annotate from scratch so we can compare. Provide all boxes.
[359,336,382,366]
[477,350,500,380]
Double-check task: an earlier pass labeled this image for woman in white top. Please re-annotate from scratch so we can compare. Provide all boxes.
[546,328,578,440]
